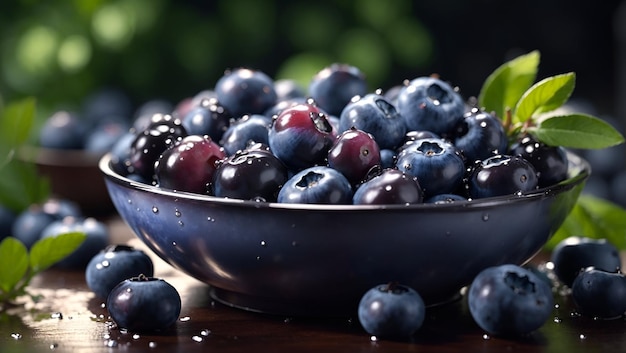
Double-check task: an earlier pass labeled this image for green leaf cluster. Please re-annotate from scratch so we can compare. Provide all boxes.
[0,97,49,212]
[478,51,626,249]
[0,232,86,308]
[478,50,625,150]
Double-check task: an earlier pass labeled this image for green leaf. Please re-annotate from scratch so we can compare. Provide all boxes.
[513,72,576,124]
[0,158,50,212]
[29,232,87,273]
[0,97,37,151]
[529,113,625,149]
[0,238,29,293]
[478,50,540,119]
[546,195,626,250]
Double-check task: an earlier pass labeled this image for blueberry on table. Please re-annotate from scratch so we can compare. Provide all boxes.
[11,205,56,249]
[40,217,109,269]
[277,166,353,204]
[468,264,554,336]
[395,76,465,136]
[571,267,626,319]
[550,236,621,287]
[357,282,426,339]
[107,275,181,332]
[86,245,154,300]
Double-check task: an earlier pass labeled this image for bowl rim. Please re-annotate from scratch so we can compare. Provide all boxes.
[99,151,590,212]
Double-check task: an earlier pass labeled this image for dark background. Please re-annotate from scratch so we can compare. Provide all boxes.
[0,0,623,122]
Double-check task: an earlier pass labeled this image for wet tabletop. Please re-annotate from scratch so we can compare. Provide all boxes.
[1,218,625,353]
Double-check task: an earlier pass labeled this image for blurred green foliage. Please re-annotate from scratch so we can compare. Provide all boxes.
[0,0,433,121]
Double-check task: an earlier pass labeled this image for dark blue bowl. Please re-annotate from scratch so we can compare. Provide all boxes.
[100,151,589,316]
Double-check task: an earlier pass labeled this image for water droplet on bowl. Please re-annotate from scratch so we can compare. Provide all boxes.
[482,214,489,221]
[175,209,182,217]
[260,240,267,247]
[152,206,159,214]
[178,220,184,227]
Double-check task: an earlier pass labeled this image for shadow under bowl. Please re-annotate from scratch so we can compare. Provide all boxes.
[100,151,589,316]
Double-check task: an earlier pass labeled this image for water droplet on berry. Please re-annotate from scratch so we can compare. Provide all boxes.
[207,216,214,222]
[127,199,132,204]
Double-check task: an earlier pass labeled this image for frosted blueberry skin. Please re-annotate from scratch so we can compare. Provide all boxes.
[85,245,154,299]
[338,93,407,150]
[571,267,626,319]
[468,264,554,336]
[308,63,368,117]
[215,68,277,118]
[278,166,353,205]
[550,236,622,287]
[107,276,181,332]
[358,283,425,338]
[396,76,465,136]
[396,138,465,198]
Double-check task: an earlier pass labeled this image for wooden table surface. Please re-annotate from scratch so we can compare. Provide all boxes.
[1,217,625,353]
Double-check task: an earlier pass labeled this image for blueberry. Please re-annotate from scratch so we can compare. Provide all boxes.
[181,97,232,142]
[268,102,336,171]
[84,120,130,154]
[327,128,381,186]
[11,205,56,249]
[128,117,188,181]
[571,267,626,319]
[82,88,133,127]
[132,100,174,132]
[107,275,181,332]
[40,217,109,269]
[0,205,17,242]
[309,63,368,116]
[85,245,154,299]
[109,131,137,176]
[353,169,423,205]
[219,114,272,156]
[38,110,88,150]
[379,149,397,169]
[212,148,289,202]
[338,93,407,150]
[396,76,465,136]
[41,197,83,220]
[273,79,306,101]
[395,138,465,198]
[452,108,508,163]
[357,283,426,338]
[154,135,226,195]
[467,154,538,199]
[509,135,569,188]
[215,68,277,118]
[263,96,308,119]
[424,193,467,204]
[550,236,621,287]
[277,166,353,204]
[468,264,554,336]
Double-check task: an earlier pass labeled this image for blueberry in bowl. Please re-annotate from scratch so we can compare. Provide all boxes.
[99,149,589,316]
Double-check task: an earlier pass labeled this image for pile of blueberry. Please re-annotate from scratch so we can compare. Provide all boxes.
[108,64,570,205]
[0,197,109,268]
[357,235,625,339]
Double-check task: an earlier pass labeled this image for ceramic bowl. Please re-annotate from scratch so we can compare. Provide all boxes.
[100,151,589,316]
[19,146,114,215]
